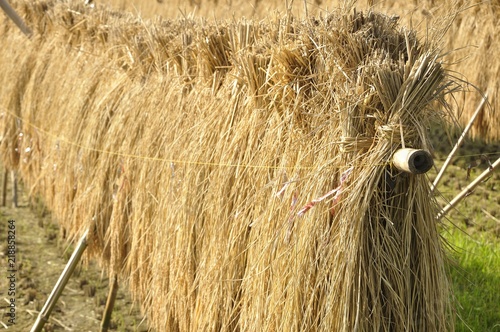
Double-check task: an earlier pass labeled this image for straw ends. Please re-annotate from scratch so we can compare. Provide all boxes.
[392,148,433,174]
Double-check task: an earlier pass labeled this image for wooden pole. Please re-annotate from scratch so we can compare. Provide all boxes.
[392,148,433,174]
[100,274,119,332]
[437,157,500,220]
[0,0,32,37]
[11,170,17,208]
[2,169,7,206]
[30,229,89,332]
[431,93,488,192]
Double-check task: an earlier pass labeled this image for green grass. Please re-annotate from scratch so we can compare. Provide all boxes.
[442,229,500,331]
[431,124,500,331]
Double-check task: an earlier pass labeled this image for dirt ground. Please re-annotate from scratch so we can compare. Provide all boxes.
[0,175,148,332]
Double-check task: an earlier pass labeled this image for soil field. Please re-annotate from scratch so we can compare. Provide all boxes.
[0,175,148,332]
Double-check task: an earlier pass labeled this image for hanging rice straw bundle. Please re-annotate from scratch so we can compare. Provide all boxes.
[349,0,499,141]
[0,1,458,331]
[444,1,500,141]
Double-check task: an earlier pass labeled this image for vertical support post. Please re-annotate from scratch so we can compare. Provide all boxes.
[30,229,89,332]
[11,170,17,208]
[100,274,119,332]
[2,169,7,206]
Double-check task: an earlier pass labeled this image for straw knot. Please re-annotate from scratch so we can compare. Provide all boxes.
[339,136,374,153]
[376,124,401,142]
[376,121,419,147]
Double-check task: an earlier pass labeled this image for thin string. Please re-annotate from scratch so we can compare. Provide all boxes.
[2,108,497,171]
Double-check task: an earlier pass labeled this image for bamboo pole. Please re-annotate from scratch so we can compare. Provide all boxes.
[100,274,119,332]
[0,0,32,37]
[30,229,89,332]
[11,170,17,208]
[2,169,7,206]
[437,157,500,220]
[431,93,488,192]
[392,148,433,174]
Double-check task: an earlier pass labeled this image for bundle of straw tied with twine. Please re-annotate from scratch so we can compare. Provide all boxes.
[0,0,460,331]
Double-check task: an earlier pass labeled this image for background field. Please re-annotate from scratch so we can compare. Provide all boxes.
[429,129,500,331]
